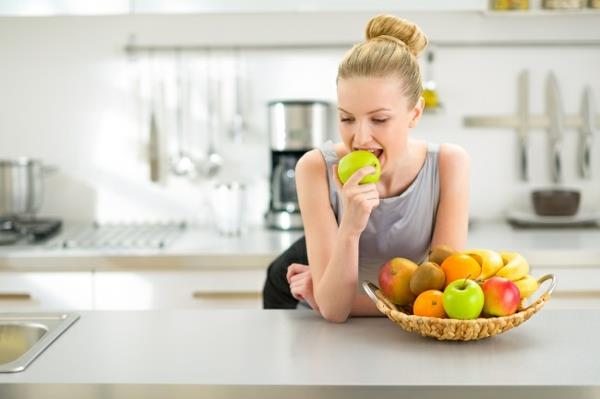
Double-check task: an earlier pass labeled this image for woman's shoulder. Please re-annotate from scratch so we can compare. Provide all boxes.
[437,143,470,169]
[296,143,348,174]
[295,148,336,208]
[436,143,471,192]
[295,149,328,182]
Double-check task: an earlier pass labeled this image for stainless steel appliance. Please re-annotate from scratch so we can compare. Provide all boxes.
[0,158,63,245]
[0,218,62,245]
[0,158,44,218]
[265,100,331,230]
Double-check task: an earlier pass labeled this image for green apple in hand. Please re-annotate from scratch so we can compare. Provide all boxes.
[443,278,484,320]
[337,150,381,184]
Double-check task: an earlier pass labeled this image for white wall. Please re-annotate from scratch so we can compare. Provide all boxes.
[0,12,599,226]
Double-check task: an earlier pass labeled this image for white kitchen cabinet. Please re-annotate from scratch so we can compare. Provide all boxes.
[530,266,600,310]
[0,0,129,15]
[133,0,486,14]
[94,270,266,310]
[0,272,93,311]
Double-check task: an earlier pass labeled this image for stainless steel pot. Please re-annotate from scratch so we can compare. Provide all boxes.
[268,100,330,151]
[0,158,45,218]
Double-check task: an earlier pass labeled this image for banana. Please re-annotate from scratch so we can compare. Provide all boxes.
[513,274,539,299]
[462,249,504,280]
[496,252,529,281]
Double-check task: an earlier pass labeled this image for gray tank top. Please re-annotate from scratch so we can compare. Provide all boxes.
[318,140,441,291]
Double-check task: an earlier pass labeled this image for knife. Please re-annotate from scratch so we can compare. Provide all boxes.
[546,72,564,184]
[517,70,529,181]
[579,86,595,179]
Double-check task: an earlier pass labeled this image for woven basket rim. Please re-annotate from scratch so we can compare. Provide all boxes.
[377,290,550,324]
[363,275,556,340]
[366,275,555,325]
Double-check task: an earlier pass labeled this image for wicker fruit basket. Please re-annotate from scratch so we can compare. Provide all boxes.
[362,274,556,341]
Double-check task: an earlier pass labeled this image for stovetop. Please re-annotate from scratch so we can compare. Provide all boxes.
[0,217,62,245]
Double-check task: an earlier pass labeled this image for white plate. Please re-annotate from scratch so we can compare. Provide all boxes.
[506,209,600,227]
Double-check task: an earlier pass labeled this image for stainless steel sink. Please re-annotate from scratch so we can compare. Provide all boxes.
[0,313,79,373]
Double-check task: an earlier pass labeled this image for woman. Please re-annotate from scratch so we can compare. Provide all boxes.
[263,14,470,322]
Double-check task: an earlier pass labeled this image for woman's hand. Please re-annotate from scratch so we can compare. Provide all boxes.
[286,263,319,312]
[333,164,380,237]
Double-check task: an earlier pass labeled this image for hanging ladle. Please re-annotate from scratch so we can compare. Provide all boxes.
[170,50,196,177]
[199,51,223,178]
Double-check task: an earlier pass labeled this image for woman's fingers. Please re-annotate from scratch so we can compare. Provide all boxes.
[289,280,305,301]
[345,165,377,187]
[347,183,377,195]
[286,263,308,283]
[289,270,312,300]
[289,269,309,284]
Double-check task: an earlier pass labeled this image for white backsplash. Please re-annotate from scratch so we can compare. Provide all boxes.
[0,12,599,225]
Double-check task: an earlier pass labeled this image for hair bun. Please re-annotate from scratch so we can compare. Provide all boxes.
[365,14,428,57]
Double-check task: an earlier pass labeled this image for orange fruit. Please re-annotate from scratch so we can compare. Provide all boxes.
[441,253,482,287]
[413,289,446,318]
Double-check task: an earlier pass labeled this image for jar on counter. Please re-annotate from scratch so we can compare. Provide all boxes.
[490,0,529,10]
[542,0,585,9]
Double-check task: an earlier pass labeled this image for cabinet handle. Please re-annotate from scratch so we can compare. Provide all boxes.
[192,291,261,300]
[0,292,33,301]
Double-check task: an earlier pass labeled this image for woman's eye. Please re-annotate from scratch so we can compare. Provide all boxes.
[340,118,354,123]
[372,119,388,124]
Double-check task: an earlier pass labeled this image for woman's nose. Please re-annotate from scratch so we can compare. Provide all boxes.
[353,122,372,146]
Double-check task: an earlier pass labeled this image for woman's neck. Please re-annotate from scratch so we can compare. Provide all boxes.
[377,139,427,198]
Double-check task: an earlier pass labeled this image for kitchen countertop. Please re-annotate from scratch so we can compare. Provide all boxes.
[0,221,599,271]
[0,309,598,399]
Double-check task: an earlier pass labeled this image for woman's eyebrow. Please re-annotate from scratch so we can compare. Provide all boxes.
[337,107,391,115]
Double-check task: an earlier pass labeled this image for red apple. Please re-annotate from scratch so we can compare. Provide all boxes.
[481,277,520,316]
[378,258,418,306]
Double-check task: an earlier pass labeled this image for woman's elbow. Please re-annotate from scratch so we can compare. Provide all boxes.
[318,304,350,323]
[314,286,352,323]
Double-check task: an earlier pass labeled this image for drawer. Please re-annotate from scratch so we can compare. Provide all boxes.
[94,270,267,310]
[0,272,94,311]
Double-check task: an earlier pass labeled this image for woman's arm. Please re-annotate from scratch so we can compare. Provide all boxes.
[430,144,471,251]
[295,149,379,323]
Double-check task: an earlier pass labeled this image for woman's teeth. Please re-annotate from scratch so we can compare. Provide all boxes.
[369,149,383,159]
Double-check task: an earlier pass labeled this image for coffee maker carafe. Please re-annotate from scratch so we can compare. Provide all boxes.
[265,100,330,230]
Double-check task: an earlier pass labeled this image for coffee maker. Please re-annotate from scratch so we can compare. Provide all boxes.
[265,100,330,230]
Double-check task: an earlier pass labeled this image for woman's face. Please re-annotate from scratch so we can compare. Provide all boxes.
[336,76,422,174]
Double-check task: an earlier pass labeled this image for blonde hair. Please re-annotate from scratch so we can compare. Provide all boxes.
[337,15,428,108]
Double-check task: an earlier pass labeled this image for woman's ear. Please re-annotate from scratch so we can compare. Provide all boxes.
[408,97,425,128]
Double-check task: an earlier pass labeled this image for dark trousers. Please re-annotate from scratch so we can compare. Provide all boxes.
[262,236,308,309]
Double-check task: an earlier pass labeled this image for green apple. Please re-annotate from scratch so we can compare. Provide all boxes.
[337,150,381,185]
[442,278,484,320]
